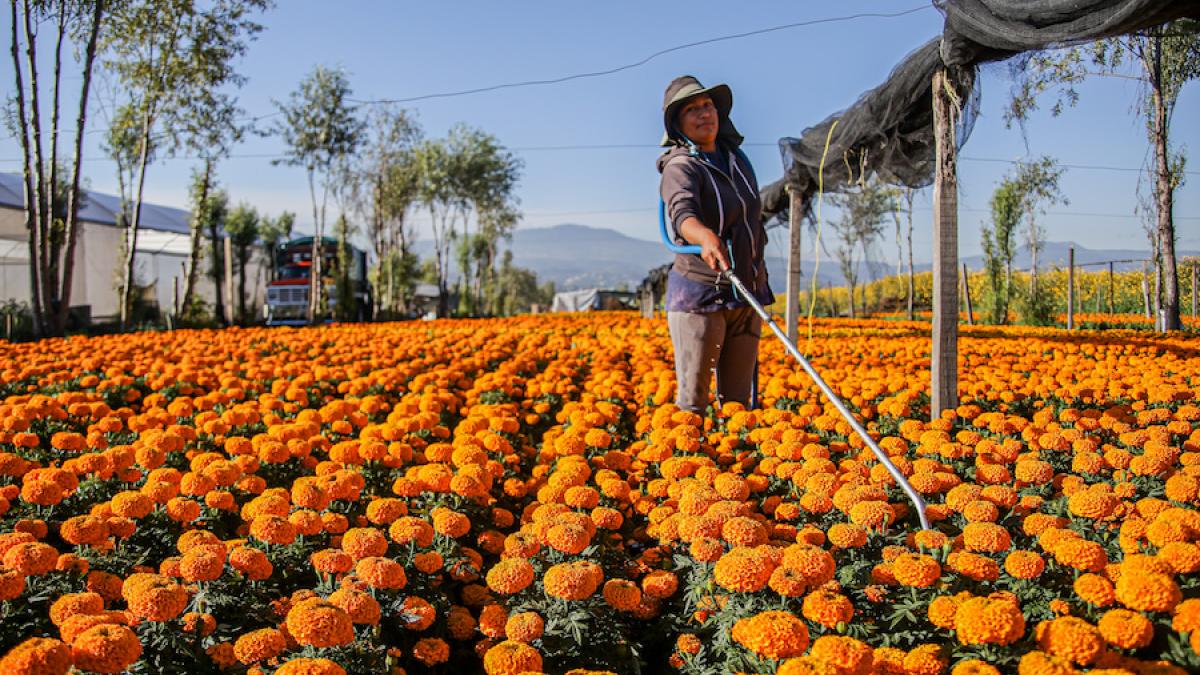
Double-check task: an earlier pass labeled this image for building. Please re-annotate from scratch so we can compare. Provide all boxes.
[0,173,265,324]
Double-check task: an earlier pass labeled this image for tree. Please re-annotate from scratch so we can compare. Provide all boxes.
[349,105,422,316]
[102,0,268,330]
[416,125,522,318]
[493,250,554,317]
[1008,20,1199,330]
[258,211,295,281]
[1011,157,1067,297]
[7,0,106,337]
[203,188,230,324]
[981,179,1022,324]
[272,65,364,324]
[829,181,892,318]
[332,214,357,322]
[224,203,259,324]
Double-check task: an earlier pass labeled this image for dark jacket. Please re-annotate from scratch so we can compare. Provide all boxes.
[657,141,772,311]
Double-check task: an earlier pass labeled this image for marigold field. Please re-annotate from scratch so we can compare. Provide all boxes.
[1,314,1199,675]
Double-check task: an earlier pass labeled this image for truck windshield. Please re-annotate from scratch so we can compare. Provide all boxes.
[278,265,309,280]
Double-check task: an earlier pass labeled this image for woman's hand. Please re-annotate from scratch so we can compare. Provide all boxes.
[678,217,730,272]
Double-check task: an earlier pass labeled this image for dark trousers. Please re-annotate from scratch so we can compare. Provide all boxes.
[668,306,761,413]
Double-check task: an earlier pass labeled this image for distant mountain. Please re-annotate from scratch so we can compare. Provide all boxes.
[937,241,1197,274]
[414,227,1195,293]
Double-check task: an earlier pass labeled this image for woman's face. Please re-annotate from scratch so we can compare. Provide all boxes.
[677,94,718,150]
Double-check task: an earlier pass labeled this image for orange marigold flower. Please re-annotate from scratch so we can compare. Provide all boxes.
[892,553,941,588]
[848,500,894,531]
[802,589,854,629]
[954,596,1025,646]
[1073,573,1115,607]
[949,659,1000,675]
[902,644,947,675]
[70,624,142,675]
[1097,609,1154,650]
[483,640,543,675]
[1114,571,1180,613]
[827,523,868,549]
[354,556,407,590]
[328,587,382,625]
[122,573,188,622]
[311,548,354,576]
[962,522,1011,553]
[59,515,108,546]
[1172,598,1200,633]
[731,610,810,659]
[808,635,874,675]
[275,657,346,675]
[233,628,286,664]
[1035,616,1105,666]
[602,579,642,611]
[769,565,809,597]
[341,527,389,560]
[389,516,435,548]
[543,561,602,601]
[411,637,450,666]
[285,597,354,648]
[642,569,678,599]
[948,551,1000,582]
[505,611,544,643]
[782,544,836,586]
[49,592,104,627]
[249,514,297,546]
[486,557,535,595]
[4,542,59,576]
[431,508,471,538]
[713,546,775,593]
[0,637,72,675]
[1004,550,1045,580]
[545,523,591,554]
[927,594,964,630]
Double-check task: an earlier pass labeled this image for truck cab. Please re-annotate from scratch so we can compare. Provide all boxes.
[265,236,371,325]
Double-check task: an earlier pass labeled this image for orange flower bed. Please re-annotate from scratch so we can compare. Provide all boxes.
[0,315,1198,674]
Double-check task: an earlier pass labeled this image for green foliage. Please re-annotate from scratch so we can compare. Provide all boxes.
[271,64,365,323]
[225,202,260,323]
[333,214,357,322]
[980,178,1022,324]
[828,179,895,318]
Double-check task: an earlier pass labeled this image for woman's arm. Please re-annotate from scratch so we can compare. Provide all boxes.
[678,216,730,272]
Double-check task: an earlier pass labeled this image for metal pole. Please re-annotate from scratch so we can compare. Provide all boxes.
[1108,261,1114,314]
[724,269,930,530]
[1142,261,1152,319]
[1067,247,1075,330]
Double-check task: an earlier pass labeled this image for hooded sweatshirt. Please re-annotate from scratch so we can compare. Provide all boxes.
[657,139,773,312]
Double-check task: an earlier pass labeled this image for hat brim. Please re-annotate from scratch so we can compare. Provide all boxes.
[661,83,733,147]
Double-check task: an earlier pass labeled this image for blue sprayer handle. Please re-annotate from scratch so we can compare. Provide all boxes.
[659,199,702,255]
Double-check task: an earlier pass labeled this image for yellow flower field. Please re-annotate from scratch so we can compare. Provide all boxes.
[0,315,1198,675]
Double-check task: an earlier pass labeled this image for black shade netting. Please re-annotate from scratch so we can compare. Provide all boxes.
[760,0,1200,222]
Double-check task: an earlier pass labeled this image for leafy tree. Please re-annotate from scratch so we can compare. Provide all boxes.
[258,211,295,281]
[493,250,553,316]
[203,188,230,324]
[829,180,892,318]
[6,0,106,337]
[350,105,422,316]
[271,65,364,323]
[332,214,358,322]
[224,203,259,324]
[102,0,268,330]
[417,125,522,318]
[1008,20,1199,330]
[1010,157,1067,297]
[981,179,1022,324]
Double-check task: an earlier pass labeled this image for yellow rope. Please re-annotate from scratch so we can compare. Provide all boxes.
[805,119,839,353]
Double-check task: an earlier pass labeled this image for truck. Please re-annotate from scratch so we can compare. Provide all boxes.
[264,236,371,326]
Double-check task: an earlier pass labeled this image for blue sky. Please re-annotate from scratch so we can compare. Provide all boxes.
[2,1,1197,264]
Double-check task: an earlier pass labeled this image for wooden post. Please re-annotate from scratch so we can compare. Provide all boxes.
[961,264,973,325]
[786,187,804,342]
[224,236,235,325]
[931,68,959,418]
[1067,247,1075,330]
[1108,261,1115,314]
[1142,261,1152,318]
[172,276,180,320]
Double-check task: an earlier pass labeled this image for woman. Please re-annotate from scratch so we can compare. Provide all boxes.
[657,75,773,414]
